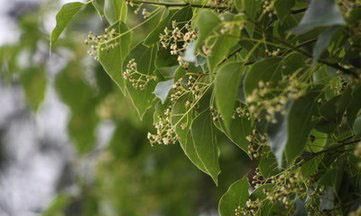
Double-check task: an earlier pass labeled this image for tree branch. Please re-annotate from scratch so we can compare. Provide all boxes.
[131,0,228,10]
[274,37,359,78]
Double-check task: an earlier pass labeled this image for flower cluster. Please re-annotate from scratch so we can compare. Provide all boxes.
[133,3,151,19]
[220,20,244,35]
[246,75,306,123]
[236,170,307,215]
[250,168,265,189]
[338,0,359,16]
[265,48,281,57]
[246,130,268,159]
[170,74,208,103]
[123,59,156,90]
[235,199,262,216]
[210,106,223,122]
[233,103,251,120]
[84,28,119,60]
[159,21,197,67]
[262,0,276,17]
[264,172,306,207]
[211,0,230,7]
[147,108,177,145]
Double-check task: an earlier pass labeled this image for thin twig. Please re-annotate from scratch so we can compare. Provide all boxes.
[131,0,228,10]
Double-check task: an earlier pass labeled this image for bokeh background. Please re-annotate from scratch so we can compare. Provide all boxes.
[0,0,250,215]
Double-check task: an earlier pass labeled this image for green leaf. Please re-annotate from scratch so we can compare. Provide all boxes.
[313,27,338,63]
[301,156,323,177]
[195,10,220,49]
[215,62,242,130]
[171,96,208,174]
[55,64,94,113]
[104,0,127,25]
[268,93,318,166]
[292,0,345,35]
[92,0,104,17]
[274,0,295,21]
[243,58,282,96]
[207,34,239,72]
[214,116,252,153]
[218,177,249,216]
[155,46,178,69]
[154,7,193,68]
[305,129,328,152]
[191,110,221,184]
[234,0,262,21]
[267,113,288,167]
[153,79,174,104]
[346,86,361,126]
[353,114,361,138]
[98,22,132,94]
[42,194,70,216]
[277,52,306,76]
[55,65,98,154]
[152,6,191,45]
[123,43,158,119]
[316,94,349,133]
[50,2,85,46]
[21,68,47,111]
[68,111,98,153]
[143,8,172,46]
[258,151,278,178]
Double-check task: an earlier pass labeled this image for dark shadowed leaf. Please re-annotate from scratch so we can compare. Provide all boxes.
[353,114,361,138]
[214,116,252,153]
[243,57,281,96]
[268,93,317,167]
[313,27,338,63]
[274,0,295,21]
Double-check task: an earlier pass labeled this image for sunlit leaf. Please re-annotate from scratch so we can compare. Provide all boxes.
[50,2,85,46]
[218,177,249,216]
[104,0,127,24]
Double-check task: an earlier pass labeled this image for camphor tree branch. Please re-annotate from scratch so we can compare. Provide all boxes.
[130,0,228,10]
[296,137,361,168]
